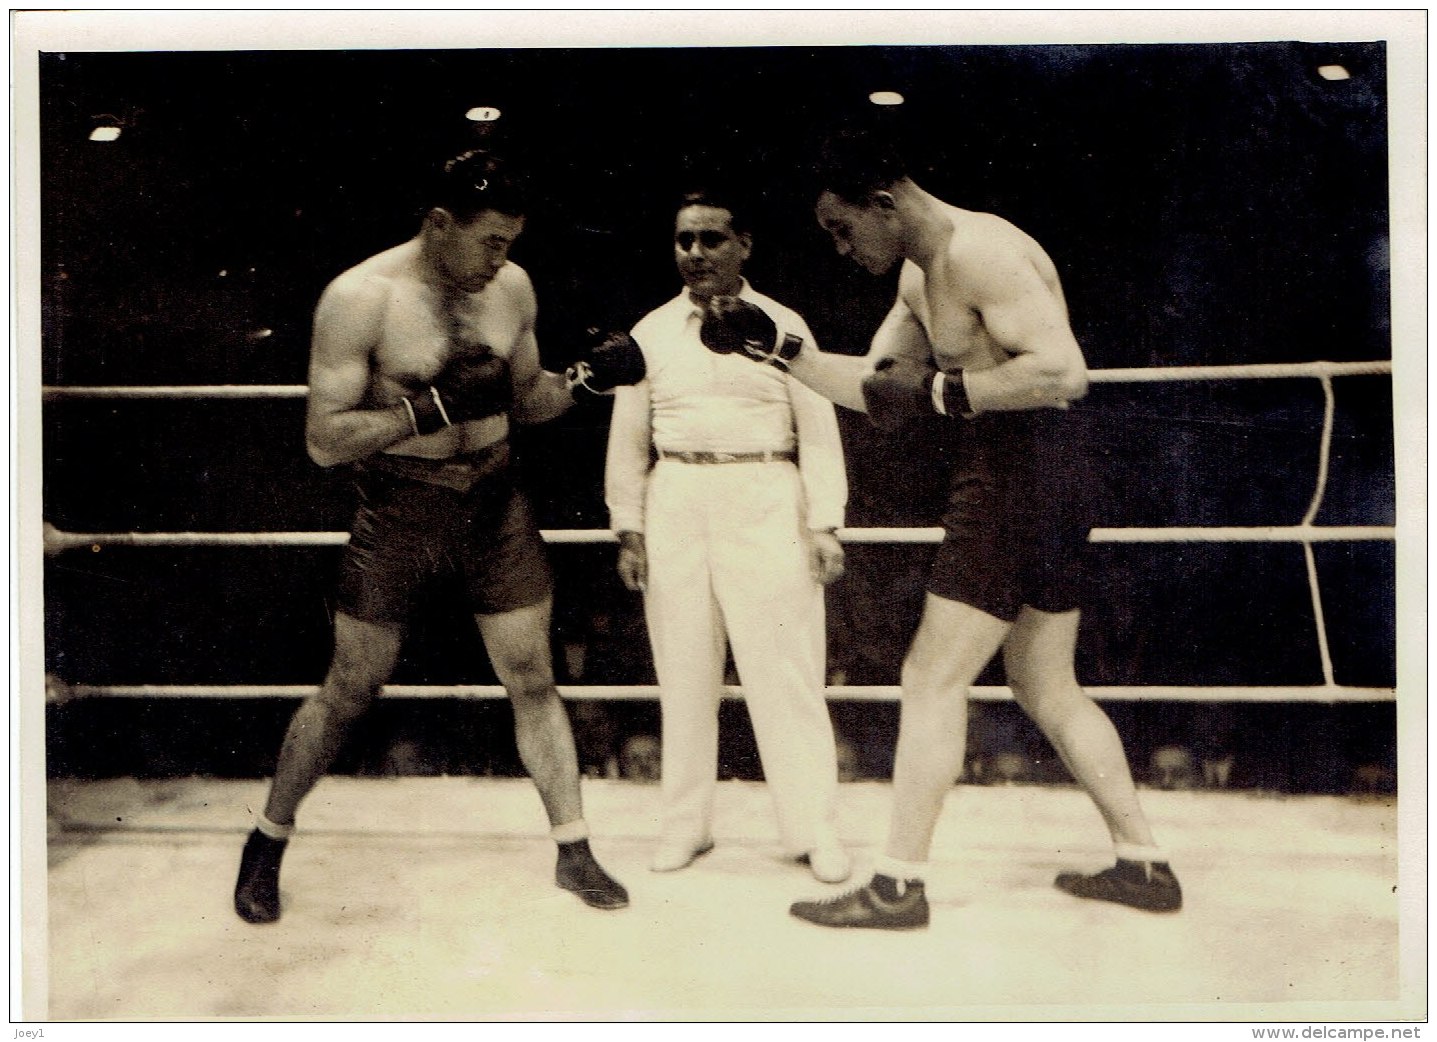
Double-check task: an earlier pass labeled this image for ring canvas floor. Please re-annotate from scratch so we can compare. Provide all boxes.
[40,776,1406,1021]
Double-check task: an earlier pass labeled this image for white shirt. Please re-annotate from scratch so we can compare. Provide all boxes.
[605,280,847,534]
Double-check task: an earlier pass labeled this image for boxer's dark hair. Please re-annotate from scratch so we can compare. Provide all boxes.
[427,149,529,223]
[814,124,909,204]
[677,187,754,236]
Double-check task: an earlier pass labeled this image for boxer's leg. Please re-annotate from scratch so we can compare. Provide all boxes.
[1005,607,1180,912]
[236,612,401,924]
[478,597,628,910]
[791,593,1006,929]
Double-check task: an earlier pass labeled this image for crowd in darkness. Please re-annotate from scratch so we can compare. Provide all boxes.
[39,42,1396,796]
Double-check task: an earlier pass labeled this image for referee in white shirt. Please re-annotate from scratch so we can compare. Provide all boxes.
[605,189,851,883]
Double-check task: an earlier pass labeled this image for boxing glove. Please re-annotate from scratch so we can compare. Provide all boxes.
[861,357,977,432]
[566,330,647,397]
[401,351,511,436]
[699,297,804,370]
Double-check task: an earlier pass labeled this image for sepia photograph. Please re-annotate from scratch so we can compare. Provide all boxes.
[12,9,1425,1029]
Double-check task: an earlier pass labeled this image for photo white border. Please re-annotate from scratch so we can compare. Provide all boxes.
[10,9,1427,1030]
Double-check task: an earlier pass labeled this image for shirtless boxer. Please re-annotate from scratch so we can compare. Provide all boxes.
[233,150,643,924]
[700,128,1180,928]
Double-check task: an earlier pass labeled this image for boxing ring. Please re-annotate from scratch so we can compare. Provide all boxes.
[36,358,1412,1021]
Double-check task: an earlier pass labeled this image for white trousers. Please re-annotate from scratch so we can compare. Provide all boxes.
[643,459,840,854]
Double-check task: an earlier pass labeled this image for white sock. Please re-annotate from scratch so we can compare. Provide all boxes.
[875,855,927,883]
[255,813,293,841]
[551,819,590,845]
[1113,842,1166,864]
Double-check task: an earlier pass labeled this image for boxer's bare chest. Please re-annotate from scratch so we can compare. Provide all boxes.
[370,279,522,398]
[901,260,1005,372]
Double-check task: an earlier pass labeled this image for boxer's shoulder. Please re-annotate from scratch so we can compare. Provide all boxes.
[319,245,412,319]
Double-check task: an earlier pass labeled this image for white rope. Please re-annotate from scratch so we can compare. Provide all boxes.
[1304,376,1338,527]
[1085,360,1391,382]
[1303,543,1339,687]
[42,524,1395,552]
[42,359,1392,708]
[64,683,1394,703]
[42,385,309,399]
[1089,525,1393,543]
[842,526,1396,544]
[39,360,1391,400]
[1297,376,1341,685]
[45,529,353,550]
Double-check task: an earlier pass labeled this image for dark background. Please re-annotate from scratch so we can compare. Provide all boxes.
[39,42,1396,792]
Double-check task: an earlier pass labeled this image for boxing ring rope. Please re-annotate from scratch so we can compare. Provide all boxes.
[42,358,1395,704]
[42,384,310,400]
[58,683,1388,704]
[36,359,1393,402]
[40,524,1395,550]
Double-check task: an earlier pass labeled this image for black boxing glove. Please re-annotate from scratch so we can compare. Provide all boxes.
[566,330,647,397]
[861,357,978,432]
[401,352,511,436]
[700,297,804,371]
[860,356,936,432]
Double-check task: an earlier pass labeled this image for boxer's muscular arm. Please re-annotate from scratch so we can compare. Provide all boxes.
[305,275,414,468]
[785,296,931,413]
[509,327,575,424]
[506,273,575,425]
[952,250,1089,413]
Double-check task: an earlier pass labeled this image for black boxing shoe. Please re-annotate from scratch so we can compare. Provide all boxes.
[1054,858,1183,912]
[790,874,930,930]
[234,829,288,924]
[556,839,629,910]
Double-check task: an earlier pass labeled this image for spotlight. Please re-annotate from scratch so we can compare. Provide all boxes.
[88,114,123,142]
[466,106,501,122]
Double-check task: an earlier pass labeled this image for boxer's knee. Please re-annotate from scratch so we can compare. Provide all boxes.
[316,619,400,722]
[1008,674,1089,743]
[315,664,382,725]
[476,600,560,710]
[1004,630,1085,732]
[902,594,1010,699]
[494,644,558,710]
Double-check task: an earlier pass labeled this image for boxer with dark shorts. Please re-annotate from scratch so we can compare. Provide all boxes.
[337,449,554,624]
[232,149,645,925]
[927,411,1088,620]
[702,125,1180,928]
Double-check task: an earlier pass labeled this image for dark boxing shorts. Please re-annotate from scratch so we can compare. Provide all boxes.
[335,444,553,624]
[927,409,1091,622]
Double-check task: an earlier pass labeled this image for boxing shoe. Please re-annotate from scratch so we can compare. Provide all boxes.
[555,839,629,910]
[649,837,715,873]
[1054,858,1183,912]
[790,874,929,930]
[796,838,851,884]
[234,829,288,924]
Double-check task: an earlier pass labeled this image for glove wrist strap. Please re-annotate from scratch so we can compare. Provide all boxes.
[768,333,804,372]
[565,361,608,398]
[405,388,451,436]
[938,368,976,419]
[929,372,946,415]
